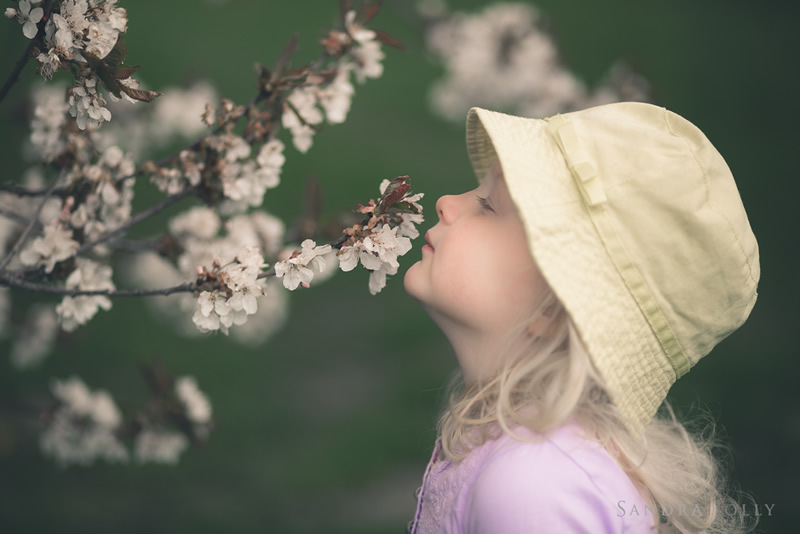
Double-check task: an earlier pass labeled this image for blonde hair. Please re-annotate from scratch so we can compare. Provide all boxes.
[437,286,758,534]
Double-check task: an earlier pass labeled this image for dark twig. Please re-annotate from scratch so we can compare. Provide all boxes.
[0,170,63,271]
[0,181,66,198]
[107,236,163,253]
[0,271,201,297]
[0,35,37,107]
[0,0,54,106]
[0,206,32,226]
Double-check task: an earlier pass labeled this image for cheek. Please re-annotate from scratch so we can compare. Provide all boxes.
[443,244,543,323]
[431,244,526,319]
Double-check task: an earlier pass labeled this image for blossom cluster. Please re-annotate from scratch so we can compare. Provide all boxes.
[40,376,128,466]
[421,1,650,122]
[281,10,385,153]
[275,239,332,290]
[273,176,424,296]
[192,246,266,334]
[40,375,213,466]
[55,258,115,331]
[7,0,161,133]
[1,1,410,468]
[133,374,213,465]
[119,207,288,343]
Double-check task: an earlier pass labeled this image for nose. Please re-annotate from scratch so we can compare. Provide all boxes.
[435,194,458,224]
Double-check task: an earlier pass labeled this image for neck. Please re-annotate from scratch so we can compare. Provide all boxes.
[427,310,509,383]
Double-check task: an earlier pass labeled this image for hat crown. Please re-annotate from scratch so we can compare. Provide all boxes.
[553,103,759,367]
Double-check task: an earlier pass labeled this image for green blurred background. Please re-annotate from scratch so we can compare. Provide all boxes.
[1,1,797,532]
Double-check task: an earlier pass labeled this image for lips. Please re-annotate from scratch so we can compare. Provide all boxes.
[424,231,434,251]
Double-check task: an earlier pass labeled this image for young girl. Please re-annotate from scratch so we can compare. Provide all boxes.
[403,102,760,533]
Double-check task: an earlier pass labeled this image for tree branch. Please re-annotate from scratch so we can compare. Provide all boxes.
[0,35,37,107]
[107,236,163,253]
[0,170,63,271]
[0,206,32,226]
[0,0,54,106]
[0,181,65,198]
[0,270,200,297]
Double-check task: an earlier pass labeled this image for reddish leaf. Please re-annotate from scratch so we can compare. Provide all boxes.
[120,83,161,103]
[112,65,140,79]
[304,176,323,222]
[273,33,298,79]
[373,29,406,51]
[377,176,412,213]
[257,63,272,83]
[362,1,382,24]
[320,31,348,56]
[282,65,310,83]
[340,0,354,19]
[383,183,410,206]
[105,35,127,66]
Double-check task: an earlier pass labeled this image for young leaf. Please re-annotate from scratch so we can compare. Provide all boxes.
[377,176,411,212]
[362,1,382,25]
[340,0,354,22]
[105,35,128,67]
[112,65,141,80]
[373,29,405,51]
[120,83,161,103]
[273,33,299,80]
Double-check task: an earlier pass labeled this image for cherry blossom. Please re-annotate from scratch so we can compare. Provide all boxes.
[379,178,425,238]
[7,0,43,39]
[364,224,412,269]
[282,86,324,153]
[337,223,413,295]
[68,76,112,130]
[44,13,77,59]
[55,258,115,332]
[344,10,385,82]
[151,83,217,140]
[338,240,383,273]
[9,305,59,369]
[317,63,355,124]
[221,138,283,207]
[134,428,188,464]
[274,239,332,290]
[1,1,415,468]
[29,85,70,162]
[423,2,648,122]
[175,376,212,425]
[367,261,397,295]
[191,246,266,334]
[19,222,80,273]
[169,206,221,241]
[36,48,62,80]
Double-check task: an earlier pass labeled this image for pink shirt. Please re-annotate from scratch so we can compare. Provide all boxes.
[409,423,658,533]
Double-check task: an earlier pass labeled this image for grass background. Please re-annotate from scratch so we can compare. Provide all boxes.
[1,0,798,532]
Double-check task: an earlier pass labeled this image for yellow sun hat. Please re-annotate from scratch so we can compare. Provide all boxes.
[465,102,760,438]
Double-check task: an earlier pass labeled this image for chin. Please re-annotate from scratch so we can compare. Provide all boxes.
[403,262,422,298]
[405,261,435,306]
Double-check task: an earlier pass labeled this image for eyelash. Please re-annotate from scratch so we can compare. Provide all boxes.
[476,195,495,213]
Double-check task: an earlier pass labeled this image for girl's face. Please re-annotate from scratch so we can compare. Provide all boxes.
[404,162,547,379]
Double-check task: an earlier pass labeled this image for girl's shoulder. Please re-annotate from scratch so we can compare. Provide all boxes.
[464,423,657,533]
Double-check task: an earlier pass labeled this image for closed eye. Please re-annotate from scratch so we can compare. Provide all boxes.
[476,195,495,213]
